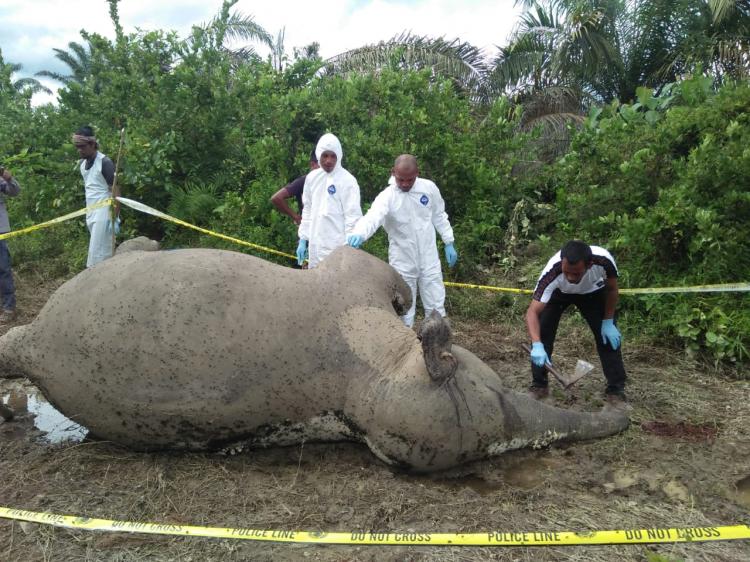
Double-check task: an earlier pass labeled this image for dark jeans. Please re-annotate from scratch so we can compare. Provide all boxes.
[0,240,16,311]
[531,288,626,394]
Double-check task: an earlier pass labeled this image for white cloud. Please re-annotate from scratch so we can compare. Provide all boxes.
[1,0,521,105]
[235,0,521,58]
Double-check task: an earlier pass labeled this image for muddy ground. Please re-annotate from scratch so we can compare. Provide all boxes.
[0,273,748,562]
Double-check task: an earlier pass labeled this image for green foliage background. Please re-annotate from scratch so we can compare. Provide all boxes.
[0,6,748,368]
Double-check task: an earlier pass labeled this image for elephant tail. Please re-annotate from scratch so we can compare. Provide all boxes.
[0,325,32,380]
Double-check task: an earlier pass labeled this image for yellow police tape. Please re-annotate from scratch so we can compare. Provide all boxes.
[444,281,532,294]
[116,197,297,261]
[0,199,112,242]
[2,197,749,296]
[619,282,750,295]
[0,507,747,546]
[444,281,750,295]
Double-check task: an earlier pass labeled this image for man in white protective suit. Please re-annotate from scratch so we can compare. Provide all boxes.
[347,154,458,327]
[296,133,362,268]
[72,125,119,267]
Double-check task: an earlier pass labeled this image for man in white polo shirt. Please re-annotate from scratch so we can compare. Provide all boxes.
[525,240,627,404]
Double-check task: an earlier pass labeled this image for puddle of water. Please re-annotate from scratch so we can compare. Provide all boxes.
[2,384,88,444]
[736,476,750,509]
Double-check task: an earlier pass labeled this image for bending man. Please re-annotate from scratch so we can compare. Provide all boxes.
[526,240,627,404]
[296,133,361,268]
[347,154,458,327]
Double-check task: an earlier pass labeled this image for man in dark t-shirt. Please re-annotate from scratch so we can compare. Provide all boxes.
[270,150,319,225]
[525,240,627,405]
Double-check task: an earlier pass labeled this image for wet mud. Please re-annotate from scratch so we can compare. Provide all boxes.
[1,379,87,444]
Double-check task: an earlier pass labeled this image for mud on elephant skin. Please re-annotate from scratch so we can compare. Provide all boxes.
[0,246,629,472]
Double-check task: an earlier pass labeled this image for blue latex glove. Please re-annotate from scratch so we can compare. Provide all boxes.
[106,216,121,235]
[296,239,308,265]
[601,319,621,349]
[347,234,364,249]
[530,342,549,368]
[444,243,458,268]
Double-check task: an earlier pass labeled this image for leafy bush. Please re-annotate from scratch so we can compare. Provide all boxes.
[535,75,750,364]
[2,10,749,367]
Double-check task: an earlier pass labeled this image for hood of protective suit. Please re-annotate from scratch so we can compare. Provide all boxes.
[315,133,343,173]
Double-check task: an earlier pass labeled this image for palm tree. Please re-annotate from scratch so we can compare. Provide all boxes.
[709,0,750,23]
[189,0,273,66]
[7,63,52,96]
[482,0,750,162]
[493,0,750,101]
[271,27,286,72]
[323,32,491,102]
[673,0,750,81]
[35,41,93,86]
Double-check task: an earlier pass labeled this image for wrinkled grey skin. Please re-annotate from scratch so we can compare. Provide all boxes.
[0,246,628,472]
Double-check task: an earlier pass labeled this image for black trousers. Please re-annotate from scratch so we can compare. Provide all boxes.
[531,288,627,394]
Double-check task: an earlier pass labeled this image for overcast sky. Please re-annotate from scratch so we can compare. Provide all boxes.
[1,0,522,105]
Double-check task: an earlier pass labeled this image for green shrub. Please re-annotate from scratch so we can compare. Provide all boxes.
[536,76,750,365]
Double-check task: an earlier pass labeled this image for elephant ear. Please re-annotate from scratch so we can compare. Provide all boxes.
[418,311,457,384]
[338,306,417,373]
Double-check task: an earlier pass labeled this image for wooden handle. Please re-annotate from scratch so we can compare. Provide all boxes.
[521,343,566,386]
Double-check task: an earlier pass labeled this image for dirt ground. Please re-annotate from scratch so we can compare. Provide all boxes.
[1,273,749,562]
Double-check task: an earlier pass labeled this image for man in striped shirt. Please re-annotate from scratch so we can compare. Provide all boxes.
[525,240,627,404]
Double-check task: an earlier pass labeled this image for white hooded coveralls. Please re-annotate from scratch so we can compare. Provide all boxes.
[80,151,114,268]
[298,134,362,268]
[352,177,454,327]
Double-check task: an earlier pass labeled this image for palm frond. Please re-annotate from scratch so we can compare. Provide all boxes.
[35,41,93,85]
[490,39,552,93]
[34,70,68,82]
[68,41,89,63]
[5,61,52,95]
[714,36,750,73]
[553,8,620,80]
[272,27,286,72]
[168,182,221,225]
[488,3,564,94]
[709,0,750,24]
[513,83,588,163]
[324,32,489,100]
[516,84,587,128]
[206,11,273,49]
[13,77,52,95]
[226,46,261,66]
[51,48,83,73]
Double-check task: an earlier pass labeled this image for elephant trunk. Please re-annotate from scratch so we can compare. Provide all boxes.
[500,391,629,450]
[0,326,31,379]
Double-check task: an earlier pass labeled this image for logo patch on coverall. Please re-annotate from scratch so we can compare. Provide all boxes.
[420,195,429,205]
[327,185,336,194]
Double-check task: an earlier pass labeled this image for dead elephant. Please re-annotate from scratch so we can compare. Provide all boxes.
[0,246,628,472]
